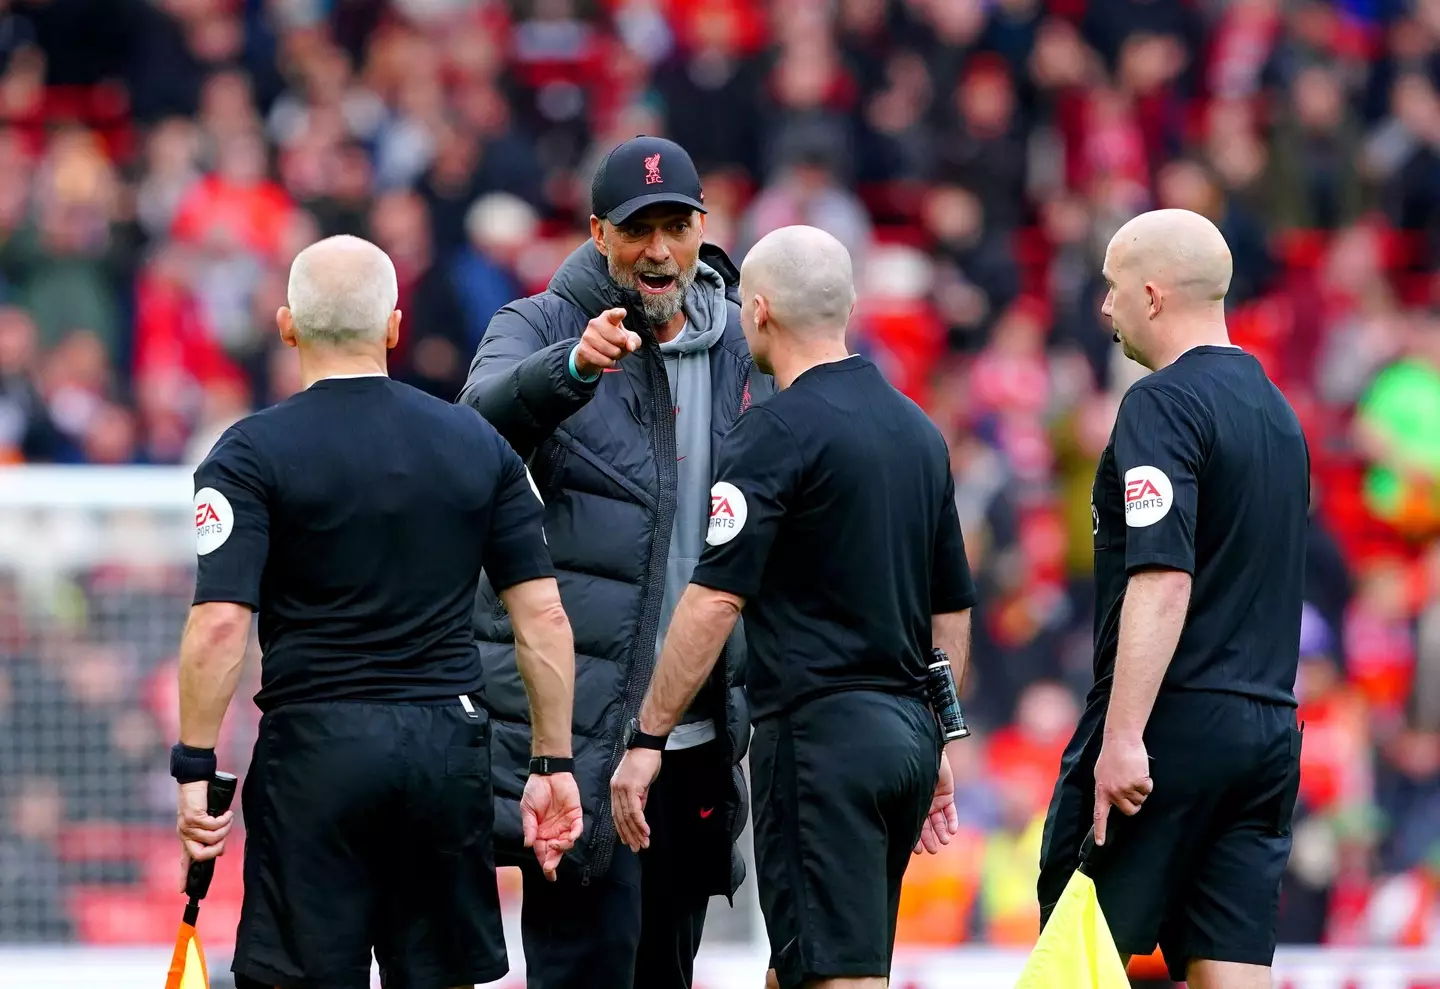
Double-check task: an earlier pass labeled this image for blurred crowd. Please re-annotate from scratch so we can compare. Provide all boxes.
[1,0,1440,959]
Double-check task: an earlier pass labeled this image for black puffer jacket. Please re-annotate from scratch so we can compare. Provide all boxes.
[459,241,771,891]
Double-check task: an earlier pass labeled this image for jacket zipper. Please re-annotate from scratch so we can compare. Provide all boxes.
[720,359,753,843]
[585,340,679,882]
[542,442,564,495]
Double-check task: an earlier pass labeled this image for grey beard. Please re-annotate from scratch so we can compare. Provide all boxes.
[610,258,697,326]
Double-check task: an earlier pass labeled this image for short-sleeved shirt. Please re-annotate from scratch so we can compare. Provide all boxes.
[1090,346,1310,705]
[192,375,552,712]
[690,356,977,720]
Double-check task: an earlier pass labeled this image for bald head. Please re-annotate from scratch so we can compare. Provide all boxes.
[740,225,856,337]
[287,235,399,346]
[1106,208,1232,306]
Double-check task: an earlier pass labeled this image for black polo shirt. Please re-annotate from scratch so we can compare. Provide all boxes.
[690,356,977,720]
[192,375,552,712]
[1091,346,1310,705]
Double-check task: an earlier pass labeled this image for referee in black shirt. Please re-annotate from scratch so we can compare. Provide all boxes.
[1037,209,1309,989]
[172,235,584,989]
[610,225,978,989]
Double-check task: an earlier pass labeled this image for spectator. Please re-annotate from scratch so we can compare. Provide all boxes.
[1268,63,1368,231]
[0,776,71,942]
[757,16,860,184]
[0,306,62,463]
[416,122,545,258]
[739,143,873,263]
[0,129,123,356]
[922,183,1020,347]
[654,6,761,178]
[933,56,1028,230]
[1353,312,1440,539]
[1154,157,1275,305]
[303,140,377,240]
[1368,72,1440,266]
[367,188,467,399]
[450,192,535,351]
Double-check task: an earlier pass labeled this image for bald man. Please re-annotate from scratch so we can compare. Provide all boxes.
[611,226,978,989]
[174,235,584,989]
[1037,210,1309,989]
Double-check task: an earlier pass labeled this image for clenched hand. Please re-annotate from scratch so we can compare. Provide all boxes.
[176,780,233,892]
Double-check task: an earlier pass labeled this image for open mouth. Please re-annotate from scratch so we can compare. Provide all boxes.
[636,272,676,295]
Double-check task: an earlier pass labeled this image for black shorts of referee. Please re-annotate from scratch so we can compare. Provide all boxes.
[749,689,941,989]
[1037,690,1302,983]
[232,697,505,989]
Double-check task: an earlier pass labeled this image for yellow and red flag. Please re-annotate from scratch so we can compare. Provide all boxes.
[1014,847,1128,989]
[164,920,210,989]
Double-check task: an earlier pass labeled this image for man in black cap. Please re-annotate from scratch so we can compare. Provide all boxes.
[457,137,773,988]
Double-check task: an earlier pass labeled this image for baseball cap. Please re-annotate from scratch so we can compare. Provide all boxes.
[591,136,706,225]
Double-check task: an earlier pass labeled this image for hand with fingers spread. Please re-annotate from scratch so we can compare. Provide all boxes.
[610,747,662,853]
[1092,734,1152,846]
[573,308,642,378]
[176,780,233,892]
[521,772,585,881]
[914,749,961,855]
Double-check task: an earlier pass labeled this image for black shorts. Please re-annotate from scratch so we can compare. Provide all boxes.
[750,690,940,989]
[231,699,506,989]
[1038,690,1302,983]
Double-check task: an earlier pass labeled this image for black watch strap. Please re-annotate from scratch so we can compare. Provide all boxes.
[170,742,218,784]
[626,718,669,751]
[529,756,575,776]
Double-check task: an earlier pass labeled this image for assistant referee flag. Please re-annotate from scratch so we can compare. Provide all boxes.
[165,771,235,989]
[1016,830,1128,989]
[164,922,209,989]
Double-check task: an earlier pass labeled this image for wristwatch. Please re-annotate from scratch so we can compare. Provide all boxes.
[528,756,575,776]
[624,717,668,751]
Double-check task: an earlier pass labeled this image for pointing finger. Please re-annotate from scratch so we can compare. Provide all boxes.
[1093,792,1108,846]
[604,308,627,326]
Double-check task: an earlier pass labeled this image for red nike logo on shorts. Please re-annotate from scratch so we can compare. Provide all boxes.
[699,807,714,819]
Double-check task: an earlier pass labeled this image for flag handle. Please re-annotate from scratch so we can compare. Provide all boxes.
[1077,824,1109,878]
[184,771,238,914]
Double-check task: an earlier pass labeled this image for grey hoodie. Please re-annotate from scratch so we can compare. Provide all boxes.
[657,261,731,735]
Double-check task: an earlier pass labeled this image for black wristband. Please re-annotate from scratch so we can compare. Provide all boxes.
[624,717,669,751]
[170,742,217,784]
[529,756,575,776]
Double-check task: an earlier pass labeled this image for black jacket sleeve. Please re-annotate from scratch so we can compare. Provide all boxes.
[456,298,600,459]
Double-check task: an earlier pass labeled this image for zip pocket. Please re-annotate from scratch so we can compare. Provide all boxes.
[1270,723,1303,837]
[529,441,567,499]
